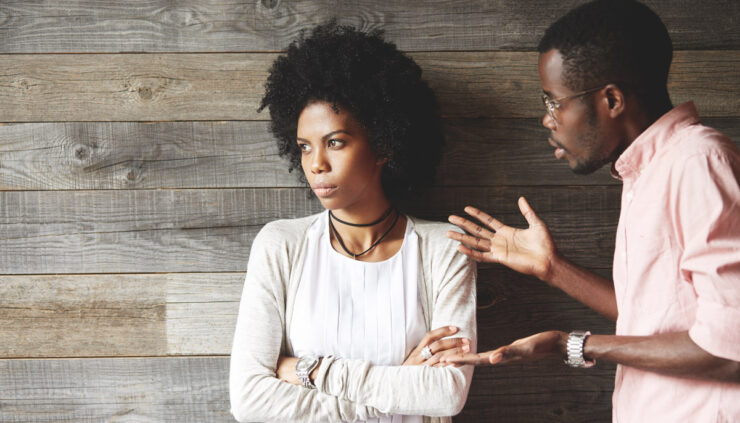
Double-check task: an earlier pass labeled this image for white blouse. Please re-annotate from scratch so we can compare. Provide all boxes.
[290,211,426,423]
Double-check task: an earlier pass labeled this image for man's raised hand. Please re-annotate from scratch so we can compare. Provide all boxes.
[446,197,558,282]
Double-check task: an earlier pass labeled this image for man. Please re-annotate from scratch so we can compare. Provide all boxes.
[443,0,740,421]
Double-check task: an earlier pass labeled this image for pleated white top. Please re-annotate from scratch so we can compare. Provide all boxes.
[290,211,426,423]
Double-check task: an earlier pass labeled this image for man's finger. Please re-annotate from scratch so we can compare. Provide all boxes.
[457,244,495,263]
[448,215,495,239]
[447,231,492,252]
[489,351,504,364]
[518,197,542,227]
[441,352,493,366]
[464,206,505,231]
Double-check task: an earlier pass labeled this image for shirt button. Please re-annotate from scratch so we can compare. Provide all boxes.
[625,190,634,202]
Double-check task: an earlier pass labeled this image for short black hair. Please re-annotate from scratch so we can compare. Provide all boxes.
[259,22,444,200]
[538,0,673,113]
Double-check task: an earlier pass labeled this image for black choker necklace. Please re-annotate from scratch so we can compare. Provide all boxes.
[329,207,394,227]
[329,209,400,259]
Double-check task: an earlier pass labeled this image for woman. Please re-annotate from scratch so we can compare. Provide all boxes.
[230,22,477,423]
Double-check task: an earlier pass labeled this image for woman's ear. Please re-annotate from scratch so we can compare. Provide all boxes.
[376,156,389,166]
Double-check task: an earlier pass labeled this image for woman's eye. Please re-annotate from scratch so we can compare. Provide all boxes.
[298,143,311,152]
[328,139,344,148]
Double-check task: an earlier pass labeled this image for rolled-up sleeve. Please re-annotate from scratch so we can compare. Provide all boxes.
[678,151,740,361]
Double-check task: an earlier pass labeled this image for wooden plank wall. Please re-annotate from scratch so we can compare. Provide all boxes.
[1,1,739,421]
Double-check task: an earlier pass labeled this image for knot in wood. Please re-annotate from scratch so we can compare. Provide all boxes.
[260,0,279,10]
[138,86,153,100]
[75,146,89,160]
[14,78,30,90]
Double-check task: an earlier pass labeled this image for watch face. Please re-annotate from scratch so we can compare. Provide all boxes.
[296,356,317,372]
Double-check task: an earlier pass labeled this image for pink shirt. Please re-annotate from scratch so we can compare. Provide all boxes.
[611,102,740,422]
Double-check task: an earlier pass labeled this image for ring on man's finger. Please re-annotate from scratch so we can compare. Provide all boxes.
[421,346,433,360]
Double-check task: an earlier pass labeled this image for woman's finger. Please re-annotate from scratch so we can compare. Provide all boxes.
[417,325,458,350]
[428,337,470,355]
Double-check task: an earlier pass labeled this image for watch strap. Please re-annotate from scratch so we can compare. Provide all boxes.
[296,356,319,389]
[565,330,595,368]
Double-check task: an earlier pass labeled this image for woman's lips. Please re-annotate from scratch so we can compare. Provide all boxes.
[312,185,338,197]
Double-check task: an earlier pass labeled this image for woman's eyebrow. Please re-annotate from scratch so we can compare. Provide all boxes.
[297,130,353,143]
[322,130,352,139]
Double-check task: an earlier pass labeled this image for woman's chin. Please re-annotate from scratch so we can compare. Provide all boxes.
[315,196,341,211]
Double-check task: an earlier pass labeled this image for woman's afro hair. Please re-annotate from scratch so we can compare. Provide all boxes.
[259,22,444,200]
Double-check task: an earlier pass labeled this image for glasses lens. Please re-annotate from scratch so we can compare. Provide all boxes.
[542,95,556,120]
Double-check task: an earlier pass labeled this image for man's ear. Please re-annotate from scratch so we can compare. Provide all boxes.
[603,83,626,118]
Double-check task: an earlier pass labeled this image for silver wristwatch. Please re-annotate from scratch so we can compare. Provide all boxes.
[295,355,320,389]
[565,330,595,368]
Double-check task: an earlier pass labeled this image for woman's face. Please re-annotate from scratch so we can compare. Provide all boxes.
[296,101,386,211]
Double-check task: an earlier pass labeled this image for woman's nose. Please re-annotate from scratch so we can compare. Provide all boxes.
[310,149,329,174]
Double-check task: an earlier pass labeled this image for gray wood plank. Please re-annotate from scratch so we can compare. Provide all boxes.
[0,53,272,122]
[0,357,231,423]
[3,118,739,190]
[1,51,738,122]
[0,273,243,358]
[0,121,296,190]
[0,187,619,274]
[0,0,737,53]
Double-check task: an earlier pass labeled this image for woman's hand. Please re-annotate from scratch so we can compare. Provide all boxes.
[403,326,471,367]
[447,197,558,282]
[276,356,300,385]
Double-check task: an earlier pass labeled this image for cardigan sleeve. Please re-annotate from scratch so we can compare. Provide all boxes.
[315,228,477,417]
[229,222,387,422]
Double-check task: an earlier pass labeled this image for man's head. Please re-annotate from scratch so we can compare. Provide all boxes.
[538,0,673,174]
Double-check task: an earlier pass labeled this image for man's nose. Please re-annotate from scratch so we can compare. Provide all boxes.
[542,111,557,131]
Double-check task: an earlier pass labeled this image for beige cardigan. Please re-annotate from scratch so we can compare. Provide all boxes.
[230,213,477,423]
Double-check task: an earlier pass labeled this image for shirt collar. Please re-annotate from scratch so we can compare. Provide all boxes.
[611,102,701,181]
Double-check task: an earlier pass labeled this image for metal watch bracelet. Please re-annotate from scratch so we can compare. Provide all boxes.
[565,330,596,368]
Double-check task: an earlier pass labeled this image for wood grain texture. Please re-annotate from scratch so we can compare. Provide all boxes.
[0,121,294,190]
[2,51,739,122]
[0,357,231,423]
[460,362,615,422]
[3,118,739,190]
[0,273,243,358]
[0,0,737,53]
[0,268,613,358]
[0,119,595,190]
[0,355,614,423]
[0,187,618,274]
[0,53,272,122]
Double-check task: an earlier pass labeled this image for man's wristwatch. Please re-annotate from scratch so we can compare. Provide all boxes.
[565,330,596,368]
[296,355,320,389]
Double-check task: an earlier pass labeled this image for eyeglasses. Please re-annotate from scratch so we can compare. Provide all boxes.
[541,85,607,123]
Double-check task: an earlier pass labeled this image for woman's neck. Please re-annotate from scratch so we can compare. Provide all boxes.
[328,195,407,261]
